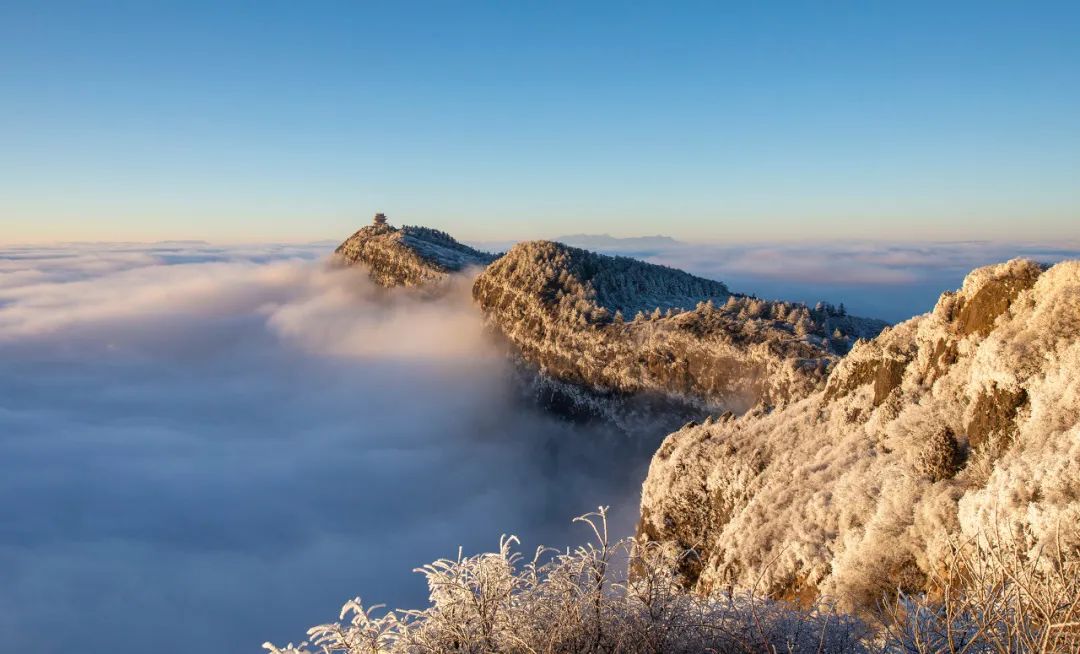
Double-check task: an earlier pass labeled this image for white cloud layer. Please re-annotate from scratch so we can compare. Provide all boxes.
[5,237,1077,652]
[0,244,645,653]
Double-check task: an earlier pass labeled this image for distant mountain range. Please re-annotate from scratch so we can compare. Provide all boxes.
[551,233,683,251]
[466,233,684,261]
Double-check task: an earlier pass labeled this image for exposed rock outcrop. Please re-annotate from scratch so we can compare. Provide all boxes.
[638,258,1080,609]
[473,241,887,413]
[334,217,497,288]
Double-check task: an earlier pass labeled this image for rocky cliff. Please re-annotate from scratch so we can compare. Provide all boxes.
[638,258,1080,608]
[334,220,497,287]
[473,241,887,413]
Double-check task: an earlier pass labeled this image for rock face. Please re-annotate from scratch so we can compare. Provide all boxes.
[335,219,497,287]
[473,241,887,413]
[638,258,1080,609]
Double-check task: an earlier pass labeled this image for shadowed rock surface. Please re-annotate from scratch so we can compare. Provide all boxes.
[638,258,1080,609]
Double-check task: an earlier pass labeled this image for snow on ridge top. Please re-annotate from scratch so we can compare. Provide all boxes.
[397,225,498,272]
[500,239,731,317]
[334,222,496,288]
[472,239,889,413]
[957,257,1046,297]
[485,239,885,342]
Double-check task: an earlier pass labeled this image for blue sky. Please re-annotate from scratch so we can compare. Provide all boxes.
[2,1,1078,243]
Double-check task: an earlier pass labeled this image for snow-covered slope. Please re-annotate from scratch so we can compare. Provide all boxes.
[334,222,497,287]
[638,258,1080,608]
[473,240,887,413]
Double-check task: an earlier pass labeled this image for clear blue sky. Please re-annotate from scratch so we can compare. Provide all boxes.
[2,1,1078,243]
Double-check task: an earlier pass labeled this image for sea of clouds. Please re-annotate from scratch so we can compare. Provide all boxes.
[0,243,646,653]
[3,237,1078,653]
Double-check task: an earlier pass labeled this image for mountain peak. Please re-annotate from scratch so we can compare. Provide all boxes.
[334,216,496,287]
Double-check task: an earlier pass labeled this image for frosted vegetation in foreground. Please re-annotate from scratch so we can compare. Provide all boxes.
[266,508,1079,654]
[639,259,1080,607]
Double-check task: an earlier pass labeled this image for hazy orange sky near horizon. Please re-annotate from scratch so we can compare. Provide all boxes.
[3,222,1080,249]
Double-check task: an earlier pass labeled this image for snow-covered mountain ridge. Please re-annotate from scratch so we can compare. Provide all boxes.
[472,240,888,412]
[638,258,1080,608]
[334,220,497,287]
[333,221,887,414]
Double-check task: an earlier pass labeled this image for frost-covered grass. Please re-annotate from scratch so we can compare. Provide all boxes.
[264,508,1079,653]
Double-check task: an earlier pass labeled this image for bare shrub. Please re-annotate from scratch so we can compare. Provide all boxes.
[266,509,1079,653]
[266,508,867,654]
